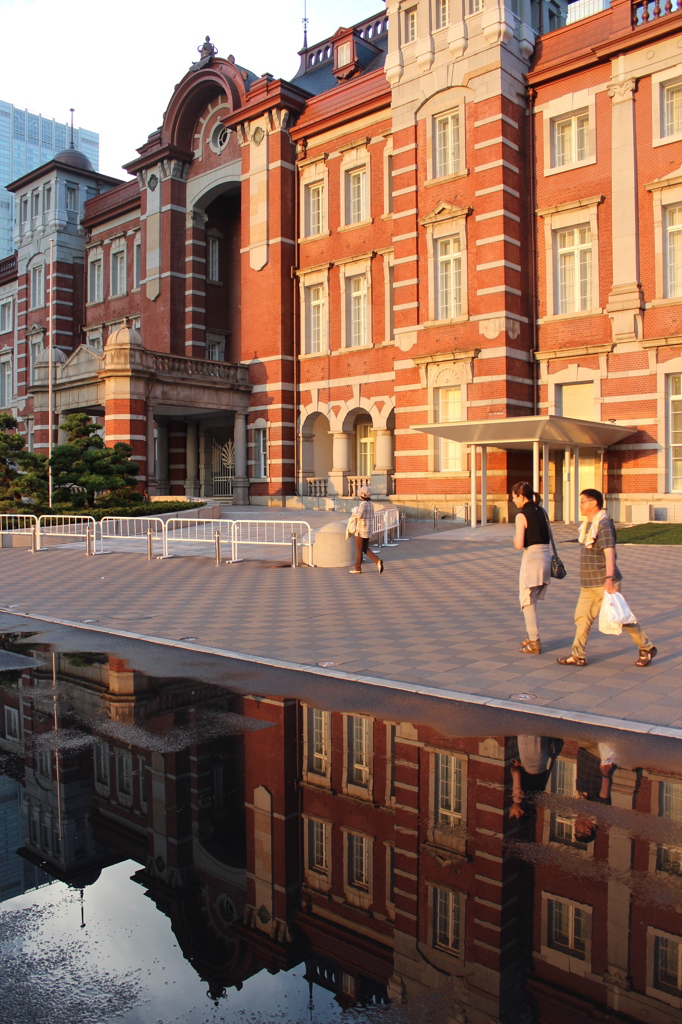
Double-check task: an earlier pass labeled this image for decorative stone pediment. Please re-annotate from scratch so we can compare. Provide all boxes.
[420,201,471,227]
[58,343,104,383]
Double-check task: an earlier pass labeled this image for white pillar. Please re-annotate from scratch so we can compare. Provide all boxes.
[480,445,487,526]
[233,411,249,505]
[470,445,477,529]
[185,421,199,496]
[299,430,315,496]
[146,407,157,495]
[156,422,169,494]
[563,445,572,524]
[329,431,351,497]
[372,428,394,498]
[532,440,540,495]
[573,445,581,525]
[542,442,550,514]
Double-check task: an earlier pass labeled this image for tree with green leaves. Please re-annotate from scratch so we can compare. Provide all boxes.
[0,412,48,510]
[50,412,140,508]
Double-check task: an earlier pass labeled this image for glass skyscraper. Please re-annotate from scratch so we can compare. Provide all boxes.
[0,102,99,258]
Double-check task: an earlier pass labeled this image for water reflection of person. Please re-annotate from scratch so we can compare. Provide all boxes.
[510,735,563,818]
[573,742,616,843]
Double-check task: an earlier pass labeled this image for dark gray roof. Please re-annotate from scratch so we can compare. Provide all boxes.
[53,148,94,172]
[291,9,388,96]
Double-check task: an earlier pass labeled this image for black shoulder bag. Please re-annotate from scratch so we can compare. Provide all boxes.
[541,506,567,579]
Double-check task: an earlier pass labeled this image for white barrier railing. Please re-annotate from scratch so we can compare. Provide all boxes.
[0,513,38,544]
[99,516,168,558]
[230,519,314,566]
[164,517,233,553]
[37,515,96,551]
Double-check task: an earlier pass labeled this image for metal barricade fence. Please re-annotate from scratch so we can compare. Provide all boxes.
[230,519,314,566]
[0,513,38,549]
[99,516,168,558]
[164,518,233,555]
[37,515,97,551]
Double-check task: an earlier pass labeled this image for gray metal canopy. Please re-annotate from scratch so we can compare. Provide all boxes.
[411,415,635,527]
[412,414,633,450]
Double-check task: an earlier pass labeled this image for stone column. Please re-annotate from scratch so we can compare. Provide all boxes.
[184,421,199,497]
[156,422,169,495]
[328,431,351,498]
[146,407,157,496]
[372,428,394,498]
[232,411,249,505]
[299,429,315,496]
[606,76,643,343]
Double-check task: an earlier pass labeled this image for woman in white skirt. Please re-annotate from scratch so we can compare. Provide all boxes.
[512,481,551,655]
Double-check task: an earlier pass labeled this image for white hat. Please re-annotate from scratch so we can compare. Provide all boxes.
[358,486,371,498]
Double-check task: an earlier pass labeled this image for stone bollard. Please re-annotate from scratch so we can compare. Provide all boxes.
[303,520,355,568]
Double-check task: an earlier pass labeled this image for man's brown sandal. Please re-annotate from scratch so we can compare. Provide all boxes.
[635,646,657,667]
[557,655,587,666]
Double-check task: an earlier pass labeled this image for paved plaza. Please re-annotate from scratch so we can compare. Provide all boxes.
[1,506,681,737]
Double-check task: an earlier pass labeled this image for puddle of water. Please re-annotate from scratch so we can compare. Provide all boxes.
[0,638,681,1023]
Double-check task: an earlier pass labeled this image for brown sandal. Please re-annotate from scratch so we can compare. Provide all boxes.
[557,655,587,666]
[520,639,541,655]
[635,646,657,667]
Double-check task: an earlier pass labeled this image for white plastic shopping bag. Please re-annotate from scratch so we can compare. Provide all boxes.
[598,591,637,635]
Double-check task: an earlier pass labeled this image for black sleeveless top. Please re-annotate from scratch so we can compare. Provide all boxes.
[517,501,550,547]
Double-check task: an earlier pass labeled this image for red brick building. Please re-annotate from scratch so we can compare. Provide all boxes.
[2,1,682,521]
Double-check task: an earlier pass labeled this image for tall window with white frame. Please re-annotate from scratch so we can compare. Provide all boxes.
[306,182,324,236]
[88,256,103,303]
[435,385,462,472]
[348,275,368,347]
[433,887,462,955]
[435,111,460,178]
[0,298,12,334]
[468,0,483,14]
[65,185,78,211]
[663,81,682,137]
[207,237,220,283]
[306,284,325,354]
[547,898,588,959]
[553,111,589,166]
[134,237,142,288]
[347,833,369,890]
[307,707,329,777]
[670,375,682,492]
[404,6,417,40]
[347,167,367,225]
[347,715,370,789]
[434,752,463,825]
[436,0,450,28]
[657,779,682,874]
[356,422,374,477]
[654,933,682,995]
[30,265,44,309]
[111,249,126,296]
[666,206,682,297]
[30,338,43,385]
[556,226,591,313]
[307,819,329,876]
[254,426,267,479]
[436,237,462,320]
[0,357,12,408]
[549,758,578,843]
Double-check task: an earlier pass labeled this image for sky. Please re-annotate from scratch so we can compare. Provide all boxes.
[0,0,385,179]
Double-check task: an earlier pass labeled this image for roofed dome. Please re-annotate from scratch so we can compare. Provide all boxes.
[54,148,94,172]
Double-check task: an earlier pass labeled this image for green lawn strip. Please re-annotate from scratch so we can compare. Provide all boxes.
[616,522,682,544]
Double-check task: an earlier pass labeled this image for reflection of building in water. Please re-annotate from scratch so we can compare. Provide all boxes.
[2,650,682,1019]
[0,774,50,900]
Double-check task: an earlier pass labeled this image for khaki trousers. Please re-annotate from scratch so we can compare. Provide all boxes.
[572,584,651,659]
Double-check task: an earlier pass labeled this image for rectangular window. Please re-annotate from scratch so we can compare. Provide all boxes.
[205,335,225,361]
[4,706,20,740]
[37,747,51,779]
[436,0,450,28]
[43,186,51,213]
[0,358,13,407]
[556,226,591,313]
[671,375,682,492]
[347,168,367,225]
[553,112,589,167]
[134,238,142,288]
[254,427,267,478]
[356,422,374,477]
[347,833,369,889]
[657,779,682,874]
[435,111,460,178]
[29,339,42,385]
[348,275,368,347]
[666,205,682,298]
[557,381,594,420]
[65,186,78,211]
[654,934,682,994]
[347,715,370,788]
[549,758,578,842]
[30,265,44,308]
[468,0,483,13]
[436,237,462,319]
[337,41,351,66]
[547,898,587,959]
[434,888,462,954]
[307,707,329,776]
[117,752,133,796]
[306,182,324,236]
[435,386,462,472]
[88,258,103,303]
[0,299,12,333]
[434,752,463,825]
[139,756,147,805]
[94,743,109,786]
[207,237,220,282]
[664,82,682,137]
[305,284,325,354]
[307,819,329,874]
[111,249,126,296]
[31,192,39,218]
[405,7,417,41]
[19,197,28,224]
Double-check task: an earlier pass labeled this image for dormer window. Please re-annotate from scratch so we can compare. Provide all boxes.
[336,41,351,67]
